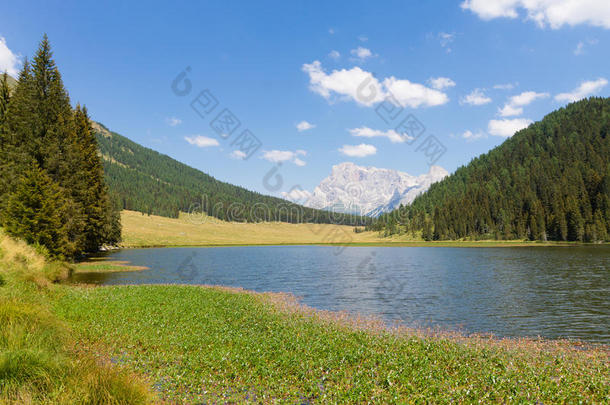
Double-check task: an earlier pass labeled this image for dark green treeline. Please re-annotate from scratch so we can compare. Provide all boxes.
[94,123,372,226]
[370,97,610,242]
[0,36,120,259]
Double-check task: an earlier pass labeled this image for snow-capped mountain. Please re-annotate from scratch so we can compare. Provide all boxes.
[297,162,448,217]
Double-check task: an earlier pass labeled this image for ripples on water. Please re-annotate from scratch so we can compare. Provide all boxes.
[73,245,610,343]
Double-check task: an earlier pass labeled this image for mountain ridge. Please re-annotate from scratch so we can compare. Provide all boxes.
[302,162,448,217]
[92,122,371,226]
[371,97,610,242]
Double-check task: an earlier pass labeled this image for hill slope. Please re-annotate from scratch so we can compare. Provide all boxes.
[93,123,370,226]
[372,97,610,241]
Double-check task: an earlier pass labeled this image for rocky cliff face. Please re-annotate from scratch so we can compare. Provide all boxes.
[303,162,448,216]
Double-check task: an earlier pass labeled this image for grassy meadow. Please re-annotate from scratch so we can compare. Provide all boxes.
[119,210,580,248]
[0,230,154,404]
[1,228,608,403]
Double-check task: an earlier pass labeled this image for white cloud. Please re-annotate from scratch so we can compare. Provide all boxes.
[329,28,335,34]
[461,0,610,29]
[358,35,368,42]
[302,61,385,106]
[261,149,307,165]
[460,88,492,105]
[428,77,456,90]
[350,46,374,60]
[302,61,449,108]
[230,150,247,160]
[281,188,312,202]
[338,143,377,157]
[0,37,21,77]
[488,118,532,137]
[493,83,516,90]
[328,50,341,60]
[461,130,486,140]
[574,39,598,55]
[165,117,182,126]
[555,78,608,102]
[185,135,220,148]
[383,77,449,108]
[438,32,455,52]
[349,126,410,143]
[499,91,549,117]
[296,120,315,132]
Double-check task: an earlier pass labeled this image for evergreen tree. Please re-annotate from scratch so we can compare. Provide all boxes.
[0,35,123,258]
[371,97,610,242]
[0,72,10,123]
[1,165,72,258]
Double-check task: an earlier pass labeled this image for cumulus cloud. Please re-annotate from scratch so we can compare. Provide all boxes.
[350,46,374,61]
[296,120,315,132]
[165,117,182,126]
[461,130,486,140]
[281,188,312,202]
[499,91,549,117]
[428,77,456,90]
[461,0,610,29]
[261,149,307,166]
[460,88,492,105]
[338,143,377,157]
[383,77,450,108]
[302,60,449,108]
[230,150,247,160]
[184,135,220,147]
[328,50,341,60]
[0,37,21,77]
[488,118,532,137]
[555,78,608,103]
[349,126,410,143]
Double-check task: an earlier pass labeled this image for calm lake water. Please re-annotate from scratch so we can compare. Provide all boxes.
[74,246,610,343]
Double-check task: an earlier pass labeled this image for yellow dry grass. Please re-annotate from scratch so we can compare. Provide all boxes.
[119,210,389,247]
[120,210,583,248]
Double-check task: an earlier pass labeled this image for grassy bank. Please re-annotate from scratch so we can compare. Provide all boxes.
[53,284,609,403]
[120,210,589,248]
[2,230,609,403]
[0,231,154,404]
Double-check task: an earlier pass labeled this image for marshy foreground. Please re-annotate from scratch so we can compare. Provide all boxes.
[1,231,608,403]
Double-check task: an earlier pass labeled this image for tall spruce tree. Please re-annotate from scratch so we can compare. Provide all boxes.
[73,105,121,250]
[0,35,122,258]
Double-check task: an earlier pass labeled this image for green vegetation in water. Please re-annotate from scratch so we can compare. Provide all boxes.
[72,260,148,273]
[54,284,609,403]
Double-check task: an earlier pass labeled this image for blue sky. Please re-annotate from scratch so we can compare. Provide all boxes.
[1,0,609,198]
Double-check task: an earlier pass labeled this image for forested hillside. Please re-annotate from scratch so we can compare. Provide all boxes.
[95,123,371,226]
[0,37,120,259]
[370,97,610,242]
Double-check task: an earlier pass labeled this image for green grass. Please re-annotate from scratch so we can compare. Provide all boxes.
[2,227,609,403]
[0,230,155,404]
[54,284,609,404]
[72,260,148,273]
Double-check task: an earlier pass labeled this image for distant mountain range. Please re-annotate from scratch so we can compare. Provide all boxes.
[295,162,448,217]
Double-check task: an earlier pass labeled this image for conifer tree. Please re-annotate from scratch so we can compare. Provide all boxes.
[0,35,123,258]
[0,72,10,123]
[1,165,71,257]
